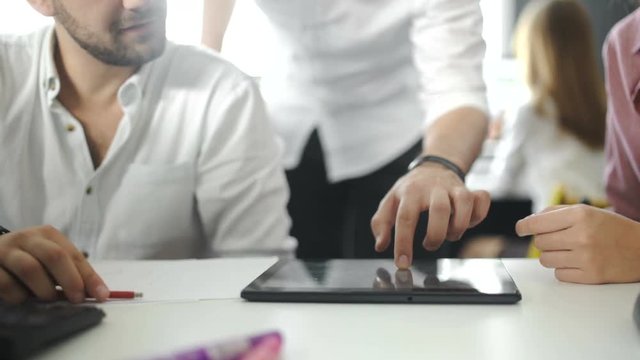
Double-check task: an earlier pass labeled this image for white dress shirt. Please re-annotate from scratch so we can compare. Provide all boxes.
[255,0,488,182]
[0,27,296,259]
[489,102,606,213]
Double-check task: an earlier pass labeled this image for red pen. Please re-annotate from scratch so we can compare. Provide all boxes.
[107,291,144,299]
[55,288,143,300]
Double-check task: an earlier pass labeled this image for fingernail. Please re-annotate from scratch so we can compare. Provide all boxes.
[398,255,410,269]
[96,285,110,300]
[424,242,437,251]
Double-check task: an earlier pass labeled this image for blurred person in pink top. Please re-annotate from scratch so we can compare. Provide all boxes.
[516,5,640,284]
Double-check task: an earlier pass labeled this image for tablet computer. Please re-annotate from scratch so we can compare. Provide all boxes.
[241,259,521,304]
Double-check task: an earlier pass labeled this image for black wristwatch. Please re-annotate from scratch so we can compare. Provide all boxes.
[407,155,466,182]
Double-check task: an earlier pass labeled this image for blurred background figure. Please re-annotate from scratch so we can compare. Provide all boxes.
[461,0,610,258]
[489,0,607,213]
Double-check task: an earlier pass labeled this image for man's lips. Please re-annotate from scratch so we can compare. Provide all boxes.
[120,18,156,32]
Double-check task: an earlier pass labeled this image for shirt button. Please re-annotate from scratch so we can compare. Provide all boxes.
[85,186,93,195]
[120,85,138,107]
[47,78,57,92]
[66,124,76,132]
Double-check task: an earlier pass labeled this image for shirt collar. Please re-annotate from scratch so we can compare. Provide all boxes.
[40,27,60,105]
[117,66,148,112]
[39,26,156,112]
[116,45,167,114]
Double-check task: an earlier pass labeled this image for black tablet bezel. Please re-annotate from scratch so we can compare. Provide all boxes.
[241,259,522,304]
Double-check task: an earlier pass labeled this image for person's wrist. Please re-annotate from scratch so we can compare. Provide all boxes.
[407,155,466,182]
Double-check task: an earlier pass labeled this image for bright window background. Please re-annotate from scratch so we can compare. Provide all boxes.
[0,1,523,112]
[0,1,206,44]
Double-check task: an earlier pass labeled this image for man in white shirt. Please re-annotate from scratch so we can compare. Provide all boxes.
[0,0,295,304]
[203,0,491,268]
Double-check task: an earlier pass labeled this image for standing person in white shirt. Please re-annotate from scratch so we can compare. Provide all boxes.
[0,0,295,304]
[489,0,606,213]
[203,0,491,268]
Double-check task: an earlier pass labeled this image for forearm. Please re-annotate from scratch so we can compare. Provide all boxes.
[202,0,236,51]
[422,106,488,173]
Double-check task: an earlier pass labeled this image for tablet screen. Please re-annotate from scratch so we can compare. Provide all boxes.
[242,259,521,304]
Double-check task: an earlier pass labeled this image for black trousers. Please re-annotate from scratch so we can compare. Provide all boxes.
[286,131,456,259]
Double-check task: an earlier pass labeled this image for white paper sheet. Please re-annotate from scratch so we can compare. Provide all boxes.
[91,257,278,304]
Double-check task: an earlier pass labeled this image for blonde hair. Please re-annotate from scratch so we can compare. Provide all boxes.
[515,0,606,149]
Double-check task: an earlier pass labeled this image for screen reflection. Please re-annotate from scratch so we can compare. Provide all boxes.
[260,259,517,295]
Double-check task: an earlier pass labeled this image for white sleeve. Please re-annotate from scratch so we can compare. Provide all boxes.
[196,77,297,258]
[411,0,489,126]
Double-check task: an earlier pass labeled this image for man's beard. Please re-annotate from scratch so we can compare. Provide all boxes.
[53,0,167,67]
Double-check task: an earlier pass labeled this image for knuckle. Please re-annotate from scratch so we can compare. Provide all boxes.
[538,254,552,268]
[0,234,20,249]
[30,225,57,240]
[14,258,41,279]
[396,212,415,226]
[453,188,473,203]
[40,224,58,237]
[69,250,86,264]
[573,205,592,222]
[370,214,383,229]
[532,236,543,249]
[430,201,450,214]
[575,234,592,248]
[42,246,67,265]
[400,179,422,196]
[474,190,490,201]
[19,228,37,238]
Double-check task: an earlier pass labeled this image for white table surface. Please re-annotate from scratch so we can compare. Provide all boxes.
[35,259,640,360]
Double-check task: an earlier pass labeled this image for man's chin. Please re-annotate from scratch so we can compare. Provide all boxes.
[139,39,166,62]
[114,40,166,67]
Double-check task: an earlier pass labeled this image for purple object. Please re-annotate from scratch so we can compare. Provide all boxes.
[148,331,282,360]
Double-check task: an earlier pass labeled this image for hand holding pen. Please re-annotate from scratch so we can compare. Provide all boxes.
[0,224,111,304]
